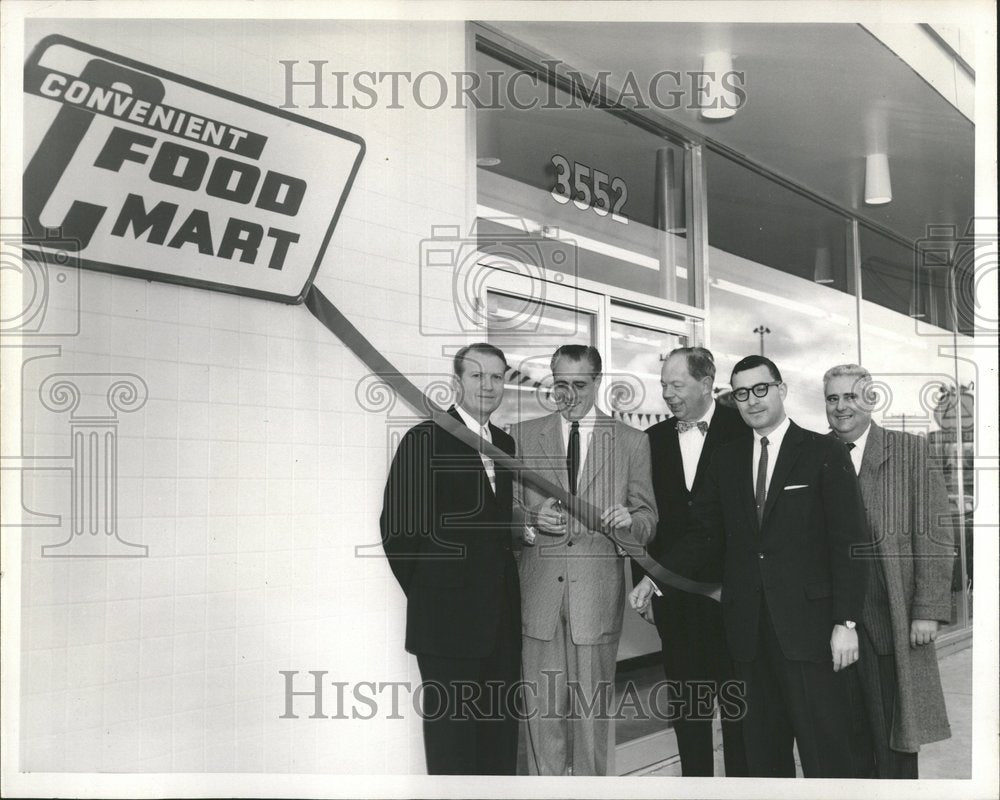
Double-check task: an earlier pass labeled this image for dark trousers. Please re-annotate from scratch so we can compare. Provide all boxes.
[653,594,748,777]
[415,593,520,775]
[856,623,919,779]
[736,598,869,778]
[671,687,748,777]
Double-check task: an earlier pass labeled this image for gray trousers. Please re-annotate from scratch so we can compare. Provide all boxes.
[521,587,619,776]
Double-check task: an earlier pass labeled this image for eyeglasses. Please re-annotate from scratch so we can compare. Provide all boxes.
[732,381,781,402]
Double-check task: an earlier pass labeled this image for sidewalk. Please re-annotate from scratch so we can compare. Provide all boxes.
[642,645,972,778]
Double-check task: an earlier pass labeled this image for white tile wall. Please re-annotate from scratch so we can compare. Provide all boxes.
[19,18,468,773]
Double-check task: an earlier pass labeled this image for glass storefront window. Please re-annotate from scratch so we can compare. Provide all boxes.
[486,289,595,429]
[706,149,855,296]
[707,251,859,432]
[858,238,976,633]
[475,49,692,306]
[860,225,955,331]
[607,319,684,430]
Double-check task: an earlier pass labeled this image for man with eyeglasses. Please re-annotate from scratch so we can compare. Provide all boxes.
[663,354,870,778]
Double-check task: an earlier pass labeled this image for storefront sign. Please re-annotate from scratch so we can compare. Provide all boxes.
[23,35,365,303]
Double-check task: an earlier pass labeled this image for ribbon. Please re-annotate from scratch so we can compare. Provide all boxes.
[304,285,721,600]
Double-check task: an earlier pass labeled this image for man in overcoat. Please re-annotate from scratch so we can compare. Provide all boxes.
[824,364,952,778]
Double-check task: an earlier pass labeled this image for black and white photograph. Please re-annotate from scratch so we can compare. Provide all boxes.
[1,1,996,798]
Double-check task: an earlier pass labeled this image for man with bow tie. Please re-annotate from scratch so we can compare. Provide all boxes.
[380,343,521,775]
[629,346,750,776]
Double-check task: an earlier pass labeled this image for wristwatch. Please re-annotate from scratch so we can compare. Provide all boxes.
[835,620,857,630]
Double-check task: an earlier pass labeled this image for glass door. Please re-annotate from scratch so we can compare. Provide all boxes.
[605,304,689,433]
[483,270,603,430]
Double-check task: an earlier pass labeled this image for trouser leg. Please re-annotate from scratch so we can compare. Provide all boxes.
[522,590,570,776]
[856,624,919,779]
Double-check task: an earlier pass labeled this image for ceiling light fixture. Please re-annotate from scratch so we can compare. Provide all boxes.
[700,51,738,120]
[864,153,892,204]
[813,246,834,284]
[476,114,502,168]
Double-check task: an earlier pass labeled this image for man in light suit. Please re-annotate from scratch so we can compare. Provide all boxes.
[512,344,657,776]
[824,364,952,778]
[380,343,520,775]
[629,346,749,776]
[664,355,870,777]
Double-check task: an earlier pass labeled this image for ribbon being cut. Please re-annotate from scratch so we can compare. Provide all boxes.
[304,284,722,601]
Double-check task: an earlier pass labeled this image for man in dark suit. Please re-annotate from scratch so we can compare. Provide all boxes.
[379,343,520,775]
[824,364,952,778]
[664,355,870,778]
[628,346,749,776]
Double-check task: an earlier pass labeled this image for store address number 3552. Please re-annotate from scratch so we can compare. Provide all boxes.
[550,154,628,224]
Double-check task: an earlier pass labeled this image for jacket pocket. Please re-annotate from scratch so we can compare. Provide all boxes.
[804,580,832,600]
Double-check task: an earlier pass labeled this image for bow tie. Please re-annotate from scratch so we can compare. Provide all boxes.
[677,420,708,435]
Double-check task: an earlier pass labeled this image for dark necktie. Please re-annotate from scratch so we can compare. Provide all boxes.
[846,442,856,451]
[755,436,769,524]
[677,420,709,435]
[567,421,580,495]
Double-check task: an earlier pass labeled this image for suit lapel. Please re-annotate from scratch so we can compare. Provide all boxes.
[579,413,613,495]
[857,422,887,534]
[539,413,570,492]
[447,406,497,502]
[858,421,889,478]
[664,421,687,494]
[488,421,510,506]
[734,435,758,531]
[761,422,804,524]
[691,414,722,494]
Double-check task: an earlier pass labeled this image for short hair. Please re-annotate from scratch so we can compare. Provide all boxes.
[730,354,782,384]
[823,363,871,389]
[667,346,716,382]
[823,364,876,404]
[551,344,602,377]
[453,343,508,377]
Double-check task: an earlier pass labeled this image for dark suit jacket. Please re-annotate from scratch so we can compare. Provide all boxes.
[667,420,869,662]
[638,404,750,588]
[636,405,750,679]
[379,407,520,659]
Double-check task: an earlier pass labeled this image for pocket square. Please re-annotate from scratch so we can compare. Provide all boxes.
[783,484,809,490]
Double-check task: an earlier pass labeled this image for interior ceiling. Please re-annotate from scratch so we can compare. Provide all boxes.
[482,22,974,244]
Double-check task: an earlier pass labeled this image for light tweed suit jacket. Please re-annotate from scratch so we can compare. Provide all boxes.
[511,411,657,646]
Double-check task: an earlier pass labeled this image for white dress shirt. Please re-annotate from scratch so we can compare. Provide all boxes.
[559,406,599,493]
[677,400,716,491]
[454,404,496,492]
[752,415,791,497]
[845,422,872,476]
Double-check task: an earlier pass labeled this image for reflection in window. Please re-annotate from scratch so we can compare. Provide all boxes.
[486,290,593,428]
[706,149,854,296]
[608,320,684,429]
[475,49,691,305]
[860,225,954,331]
